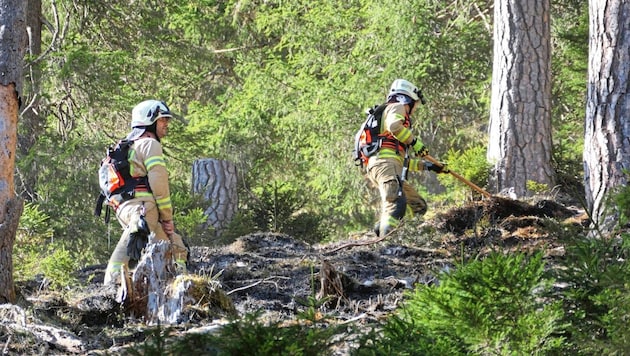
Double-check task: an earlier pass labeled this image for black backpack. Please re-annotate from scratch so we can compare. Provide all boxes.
[353,103,387,168]
[94,139,145,222]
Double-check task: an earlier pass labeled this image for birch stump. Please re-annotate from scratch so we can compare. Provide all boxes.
[192,159,238,236]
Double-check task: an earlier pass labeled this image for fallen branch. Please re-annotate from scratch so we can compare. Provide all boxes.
[226,276,288,295]
[324,225,401,254]
[341,313,368,324]
[3,332,11,355]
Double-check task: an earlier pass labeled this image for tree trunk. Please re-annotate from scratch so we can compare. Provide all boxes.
[17,0,43,201]
[487,0,554,197]
[121,241,236,324]
[0,0,27,303]
[584,0,630,231]
[192,159,238,236]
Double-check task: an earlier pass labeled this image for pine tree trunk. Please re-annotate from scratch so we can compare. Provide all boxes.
[17,0,44,201]
[584,0,630,231]
[487,0,554,197]
[0,0,27,304]
[192,159,238,236]
[0,198,23,303]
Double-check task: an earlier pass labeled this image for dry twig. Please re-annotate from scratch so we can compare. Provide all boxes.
[226,276,289,296]
[324,225,401,254]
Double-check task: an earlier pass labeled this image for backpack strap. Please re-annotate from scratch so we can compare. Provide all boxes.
[94,193,105,217]
[104,204,111,224]
[94,192,113,224]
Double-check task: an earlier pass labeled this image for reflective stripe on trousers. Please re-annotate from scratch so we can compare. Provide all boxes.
[366,156,427,236]
[104,198,188,285]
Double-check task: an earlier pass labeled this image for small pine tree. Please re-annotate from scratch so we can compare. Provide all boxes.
[358,252,566,354]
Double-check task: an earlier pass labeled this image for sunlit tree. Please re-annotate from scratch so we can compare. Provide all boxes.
[0,0,27,303]
[584,0,630,231]
[487,0,554,197]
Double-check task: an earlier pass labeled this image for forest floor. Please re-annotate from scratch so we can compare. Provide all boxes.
[2,195,588,355]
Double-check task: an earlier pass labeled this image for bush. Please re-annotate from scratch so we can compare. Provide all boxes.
[439,145,492,202]
[553,232,630,354]
[170,187,215,246]
[247,182,329,243]
[126,310,346,355]
[357,252,566,355]
[615,178,630,225]
[15,203,80,290]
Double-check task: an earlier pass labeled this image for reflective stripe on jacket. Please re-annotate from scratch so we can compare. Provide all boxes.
[128,137,173,221]
[369,102,424,172]
[373,102,412,162]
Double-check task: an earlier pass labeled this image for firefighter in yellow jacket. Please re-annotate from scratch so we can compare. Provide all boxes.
[104,99,188,285]
[367,79,449,237]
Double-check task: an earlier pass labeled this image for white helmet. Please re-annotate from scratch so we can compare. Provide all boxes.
[131,100,173,127]
[389,79,420,101]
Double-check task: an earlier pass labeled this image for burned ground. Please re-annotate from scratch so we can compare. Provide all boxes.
[3,196,589,355]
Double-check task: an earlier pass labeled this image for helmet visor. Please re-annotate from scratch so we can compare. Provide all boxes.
[153,102,173,120]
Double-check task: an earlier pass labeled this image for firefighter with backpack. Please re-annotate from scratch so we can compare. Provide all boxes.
[100,99,189,286]
[361,79,449,237]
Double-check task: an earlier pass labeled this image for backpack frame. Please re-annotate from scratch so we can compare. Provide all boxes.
[353,103,387,169]
[94,139,146,222]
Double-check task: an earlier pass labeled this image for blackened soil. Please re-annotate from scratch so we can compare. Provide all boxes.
[6,197,588,355]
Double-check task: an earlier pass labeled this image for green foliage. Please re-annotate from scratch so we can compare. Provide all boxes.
[215,211,258,245]
[552,232,630,354]
[615,178,630,225]
[20,134,106,264]
[355,314,458,356]
[126,311,346,355]
[15,203,80,290]
[16,243,80,291]
[246,181,329,243]
[526,180,551,195]
[551,0,588,198]
[197,311,345,355]
[358,252,566,355]
[16,202,54,247]
[125,323,177,356]
[169,187,215,245]
[592,280,630,353]
[438,145,491,202]
[37,245,81,290]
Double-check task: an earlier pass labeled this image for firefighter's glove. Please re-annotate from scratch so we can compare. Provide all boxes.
[424,161,450,174]
[127,215,150,261]
[411,138,428,157]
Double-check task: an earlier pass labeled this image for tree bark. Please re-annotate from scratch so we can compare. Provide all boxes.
[17,0,43,201]
[487,0,554,197]
[584,0,630,231]
[122,241,236,324]
[192,159,238,236]
[0,0,27,304]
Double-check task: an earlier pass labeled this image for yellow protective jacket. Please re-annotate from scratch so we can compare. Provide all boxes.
[369,102,425,172]
[128,137,173,221]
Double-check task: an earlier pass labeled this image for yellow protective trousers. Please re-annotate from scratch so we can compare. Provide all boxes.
[103,198,189,285]
[366,156,427,237]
